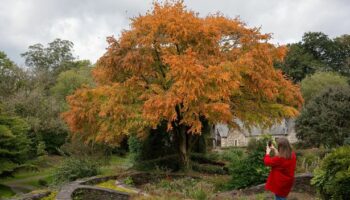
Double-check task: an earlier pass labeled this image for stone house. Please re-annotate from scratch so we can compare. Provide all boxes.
[211,118,297,148]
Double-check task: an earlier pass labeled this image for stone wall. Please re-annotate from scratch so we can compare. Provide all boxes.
[221,130,248,147]
[72,186,129,200]
[216,173,315,198]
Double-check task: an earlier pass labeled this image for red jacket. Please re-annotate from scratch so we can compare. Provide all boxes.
[263,152,296,197]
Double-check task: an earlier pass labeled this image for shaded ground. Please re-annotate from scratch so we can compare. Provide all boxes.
[215,191,317,200]
[0,156,62,198]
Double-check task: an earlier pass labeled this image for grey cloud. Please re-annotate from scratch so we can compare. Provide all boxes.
[0,0,349,65]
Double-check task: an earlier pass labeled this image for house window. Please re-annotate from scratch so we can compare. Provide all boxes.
[234,140,238,146]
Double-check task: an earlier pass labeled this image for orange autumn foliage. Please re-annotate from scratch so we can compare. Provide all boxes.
[63,1,303,146]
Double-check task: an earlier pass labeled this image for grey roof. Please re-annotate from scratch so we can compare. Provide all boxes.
[214,118,295,138]
[214,123,230,137]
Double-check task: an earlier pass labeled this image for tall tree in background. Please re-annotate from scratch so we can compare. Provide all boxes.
[21,39,75,91]
[278,32,350,82]
[2,39,89,154]
[63,1,303,169]
[0,51,27,99]
[21,39,74,73]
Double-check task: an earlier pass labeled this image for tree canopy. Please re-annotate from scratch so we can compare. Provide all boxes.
[21,38,75,73]
[296,86,350,148]
[0,51,26,99]
[278,32,350,82]
[63,1,303,168]
[0,105,31,177]
[301,72,348,103]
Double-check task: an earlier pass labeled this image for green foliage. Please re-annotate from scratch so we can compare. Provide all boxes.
[5,86,68,154]
[0,51,27,98]
[41,191,58,200]
[38,178,48,186]
[51,61,94,109]
[228,136,271,189]
[128,119,211,171]
[311,146,350,200]
[0,109,31,177]
[1,40,90,155]
[0,184,15,198]
[277,43,323,82]
[295,148,325,173]
[143,177,215,200]
[123,176,134,186]
[21,39,74,74]
[301,72,348,103]
[344,137,350,145]
[296,86,350,148]
[128,124,179,170]
[96,180,137,193]
[128,135,144,162]
[53,157,100,184]
[191,163,227,175]
[220,148,245,163]
[278,32,350,82]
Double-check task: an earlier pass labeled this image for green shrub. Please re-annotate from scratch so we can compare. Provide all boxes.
[53,157,100,184]
[128,119,211,171]
[192,163,227,175]
[127,123,179,170]
[344,137,350,145]
[123,176,134,186]
[296,86,350,148]
[38,178,48,186]
[295,148,328,173]
[311,146,350,200]
[220,148,245,162]
[228,136,271,189]
[143,177,215,199]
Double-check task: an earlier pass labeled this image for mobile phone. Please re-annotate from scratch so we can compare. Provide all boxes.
[268,140,272,147]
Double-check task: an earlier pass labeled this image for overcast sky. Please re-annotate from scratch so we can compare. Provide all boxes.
[1,0,349,65]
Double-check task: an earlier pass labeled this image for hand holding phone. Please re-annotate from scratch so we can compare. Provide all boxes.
[268,140,272,147]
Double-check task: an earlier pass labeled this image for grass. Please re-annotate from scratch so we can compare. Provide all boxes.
[0,156,62,198]
[96,180,138,194]
[0,184,16,198]
[137,177,216,200]
[40,191,58,200]
[100,154,133,175]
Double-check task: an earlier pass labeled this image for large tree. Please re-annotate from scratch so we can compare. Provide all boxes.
[21,38,74,73]
[0,105,31,177]
[21,39,76,91]
[296,86,350,148]
[278,32,350,82]
[0,51,27,99]
[63,1,303,169]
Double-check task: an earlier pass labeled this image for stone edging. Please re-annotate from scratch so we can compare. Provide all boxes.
[55,176,131,200]
[215,173,315,198]
[7,190,51,200]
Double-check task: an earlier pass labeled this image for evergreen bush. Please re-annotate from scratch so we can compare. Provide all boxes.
[311,146,350,200]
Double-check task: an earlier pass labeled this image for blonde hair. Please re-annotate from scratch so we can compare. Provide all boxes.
[277,137,292,159]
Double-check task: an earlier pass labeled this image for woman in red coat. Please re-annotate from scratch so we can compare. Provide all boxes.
[264,137,296,200]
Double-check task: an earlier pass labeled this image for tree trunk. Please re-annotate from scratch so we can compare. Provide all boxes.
[176,125,190,171]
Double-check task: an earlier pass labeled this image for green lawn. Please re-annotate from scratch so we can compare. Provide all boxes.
[0,154,132,198]
[0,184,16,198]
[0,156,63,198]
[100,154,133,175]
